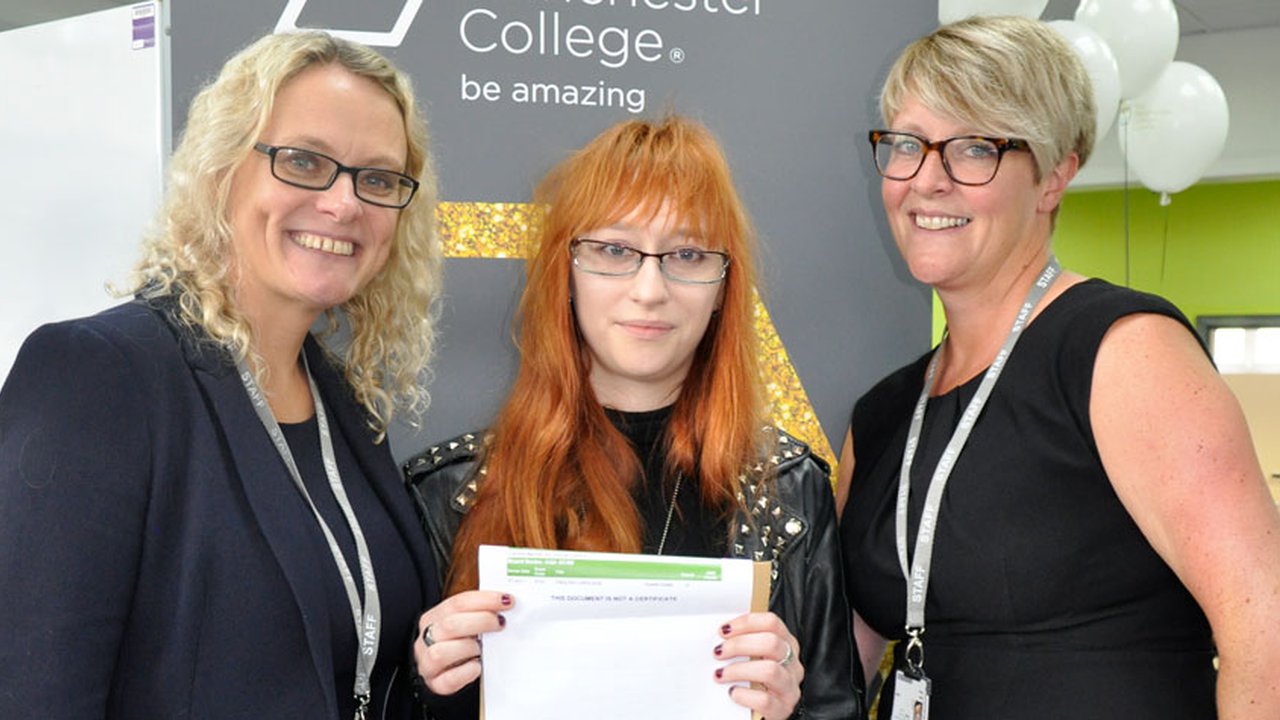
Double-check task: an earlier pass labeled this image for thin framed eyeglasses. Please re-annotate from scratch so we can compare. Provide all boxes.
[570,238,730,284]
[868,130,1030,187]
[253,142,419,209]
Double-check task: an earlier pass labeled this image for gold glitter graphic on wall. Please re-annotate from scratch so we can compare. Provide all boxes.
[437,201,837,470]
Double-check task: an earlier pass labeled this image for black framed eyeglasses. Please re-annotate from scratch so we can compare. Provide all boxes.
[570,238,730,284]
[868,130,1031,187]
[252,142,419,209]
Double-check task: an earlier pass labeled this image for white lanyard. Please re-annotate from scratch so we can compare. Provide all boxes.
[237,354,381,720]
[895,257,1060,674]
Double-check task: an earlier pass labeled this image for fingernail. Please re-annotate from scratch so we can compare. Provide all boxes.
[713,644,723,657]
[720,623,732,635]
[715,668,724,679]
[501,594,513,606]
[727,686,735,698]
[497,614,506,628]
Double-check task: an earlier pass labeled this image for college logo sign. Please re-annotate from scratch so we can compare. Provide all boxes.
[274,0,423,47]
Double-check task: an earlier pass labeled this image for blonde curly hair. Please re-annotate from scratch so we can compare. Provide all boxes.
[130,31,441,436]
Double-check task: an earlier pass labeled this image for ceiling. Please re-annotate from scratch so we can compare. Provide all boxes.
[2,0,1279,34]
[0,0,128,33]
[1044,0,1280,35]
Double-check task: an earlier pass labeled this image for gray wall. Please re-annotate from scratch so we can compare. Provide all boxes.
[171,0,935,463]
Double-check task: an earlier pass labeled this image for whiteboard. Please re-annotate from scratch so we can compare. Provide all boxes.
[0,1,169,382]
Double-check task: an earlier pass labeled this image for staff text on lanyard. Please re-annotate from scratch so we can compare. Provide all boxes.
[237,354,382,720]
[895,257,1061,675]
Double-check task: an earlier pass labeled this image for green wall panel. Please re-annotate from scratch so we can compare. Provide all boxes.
[1054,180,1280,324]
[931,179,1280,343]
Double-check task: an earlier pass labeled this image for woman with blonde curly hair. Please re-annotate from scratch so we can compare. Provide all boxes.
[0,31,444,719]
[405,116,863,719]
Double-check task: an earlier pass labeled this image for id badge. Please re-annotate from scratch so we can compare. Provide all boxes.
[889,669,931,720]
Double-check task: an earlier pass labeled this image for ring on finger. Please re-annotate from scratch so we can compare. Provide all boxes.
[423,623,437,647]
[779,641,794,667]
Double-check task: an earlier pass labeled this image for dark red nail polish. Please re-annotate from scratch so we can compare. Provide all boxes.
[501,594,513,606]
[715,668,724,679]
[721,623,732,635]
[498,614,506,627]
[714,644,723,657]
[727,686,735,698]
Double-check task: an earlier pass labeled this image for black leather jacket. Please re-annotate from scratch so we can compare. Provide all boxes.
[403,427,864,720]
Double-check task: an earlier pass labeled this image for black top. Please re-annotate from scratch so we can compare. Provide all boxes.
[281,416,423,719]
[606,405,724,557]
[840,280,1216,719]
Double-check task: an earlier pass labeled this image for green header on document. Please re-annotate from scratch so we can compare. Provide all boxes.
[507,556,722,581]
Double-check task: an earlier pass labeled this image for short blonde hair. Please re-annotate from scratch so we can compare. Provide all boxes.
[880,15,1095,180]
[131,31,441,435]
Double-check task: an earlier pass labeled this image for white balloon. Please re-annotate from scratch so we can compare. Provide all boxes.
[1075,0,1179,100]
[1048,20,1122,143]
[938,0,1049,25]
[1120,62,1230,195]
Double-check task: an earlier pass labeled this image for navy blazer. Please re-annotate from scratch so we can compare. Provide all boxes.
[0,300,440,719]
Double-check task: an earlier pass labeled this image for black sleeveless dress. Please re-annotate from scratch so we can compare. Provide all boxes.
[840,279,1217,719]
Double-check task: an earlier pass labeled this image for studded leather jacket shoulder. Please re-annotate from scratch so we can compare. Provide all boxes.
[403,428,864,720]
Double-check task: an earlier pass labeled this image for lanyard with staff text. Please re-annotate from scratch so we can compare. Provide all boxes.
[895,256,1060,676]
[237,354,381,720]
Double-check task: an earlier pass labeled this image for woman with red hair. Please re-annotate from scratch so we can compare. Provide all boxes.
[405,116,862,719]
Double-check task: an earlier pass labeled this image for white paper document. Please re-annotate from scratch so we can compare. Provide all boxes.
[477,544,761,720]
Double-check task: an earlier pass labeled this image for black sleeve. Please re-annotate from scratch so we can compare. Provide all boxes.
[415,675,480,720]
[791,458,866,719]
[403,441,483,720]
[0,320,153,717]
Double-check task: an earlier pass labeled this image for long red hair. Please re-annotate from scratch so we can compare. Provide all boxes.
[447,117,765,595]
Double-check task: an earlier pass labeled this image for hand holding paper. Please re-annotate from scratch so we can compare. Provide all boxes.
[414,590,511,696]
[715,611,805,719]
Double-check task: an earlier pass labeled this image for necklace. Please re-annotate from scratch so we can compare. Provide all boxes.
[655,472,683,555]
